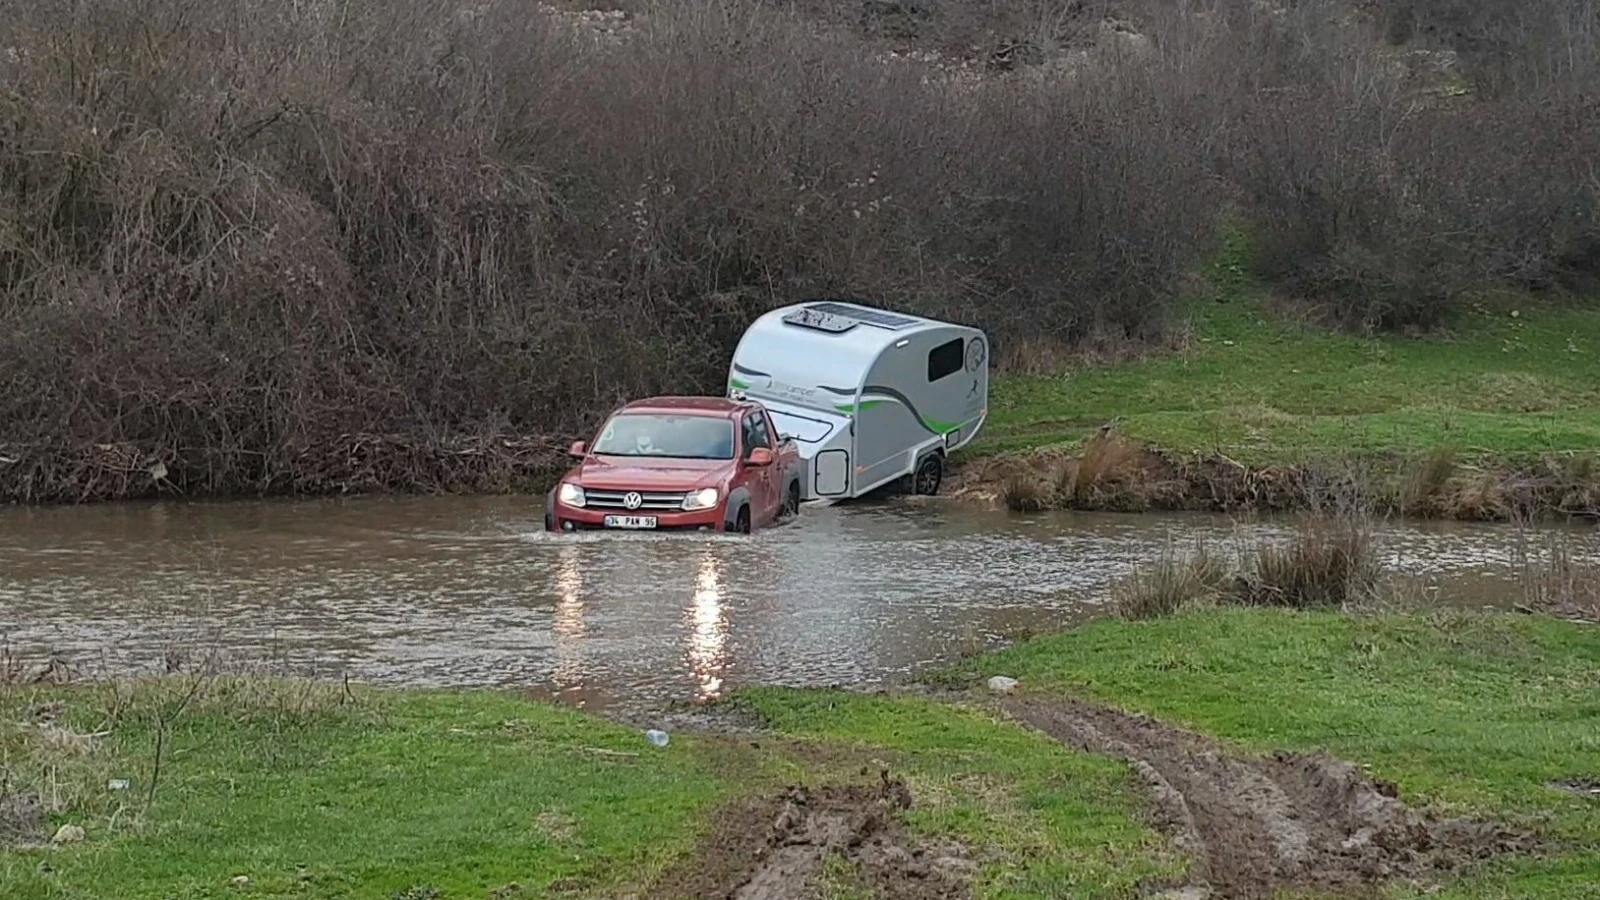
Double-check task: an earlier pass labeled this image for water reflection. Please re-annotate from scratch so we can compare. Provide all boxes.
[549,544,586,698]
[685,551,729,701]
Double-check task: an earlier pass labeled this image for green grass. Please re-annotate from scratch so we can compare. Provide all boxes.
[0,682,742,899]
[954,608,1600,899]
[6,611,1597,899]
[979,300,1600,464]
[0,678,1168,900]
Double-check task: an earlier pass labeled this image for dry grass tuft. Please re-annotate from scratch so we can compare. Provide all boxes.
[1400,446,1458,515]
[1241,519,1380,610]
[1443,470,1515,521]
[1113,540,1236,620]
[1114,516,1381,620]
[1512,526,1600,623]
[1001,473,1054,512]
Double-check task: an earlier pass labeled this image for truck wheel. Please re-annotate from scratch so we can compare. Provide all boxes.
[734,505,752,534]
[782,482,801,518]
[544,511,555,532]
[912,453,943,496]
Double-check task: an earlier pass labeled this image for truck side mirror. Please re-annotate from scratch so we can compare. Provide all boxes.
[746,447,774,467]
[568,441,588,459]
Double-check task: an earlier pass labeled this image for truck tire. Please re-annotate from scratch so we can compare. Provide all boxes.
[782,481,801,518]
[734,504,752,534]
[912,452,943,496]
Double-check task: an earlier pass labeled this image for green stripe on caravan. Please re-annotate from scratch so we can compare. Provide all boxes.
[836,395,966,435]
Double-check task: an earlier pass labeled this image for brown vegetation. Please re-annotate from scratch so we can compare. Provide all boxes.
[1,0,1597,502]
[1111,510,1600,623]
[1112,516,1379,619]
[1512,525,1600,623]
[959,435,1600,522]
[0,0,1212,502]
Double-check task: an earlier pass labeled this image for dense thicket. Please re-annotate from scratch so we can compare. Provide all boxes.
[0,0,1595,499]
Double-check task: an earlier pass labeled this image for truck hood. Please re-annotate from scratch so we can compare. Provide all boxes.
[569,455,732,491]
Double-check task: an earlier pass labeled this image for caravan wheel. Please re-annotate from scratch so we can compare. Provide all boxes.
[912,453,943,496]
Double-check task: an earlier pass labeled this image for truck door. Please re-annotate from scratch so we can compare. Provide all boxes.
[741,412,778,523]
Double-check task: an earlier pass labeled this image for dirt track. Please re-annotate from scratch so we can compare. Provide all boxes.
[1003,696,1538,899]
[648,771,973,900]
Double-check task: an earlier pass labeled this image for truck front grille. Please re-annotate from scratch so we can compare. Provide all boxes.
[584,489,688,511]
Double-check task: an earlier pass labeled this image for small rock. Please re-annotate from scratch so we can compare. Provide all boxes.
[644,729,669,748]
[232,875,251,887]
[51,824,85,844]
[986,675,1020,694]
[107,779,130,791]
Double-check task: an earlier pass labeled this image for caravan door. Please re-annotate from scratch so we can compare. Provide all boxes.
[760,402,852,499]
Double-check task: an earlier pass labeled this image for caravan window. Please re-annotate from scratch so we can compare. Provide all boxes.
[769,410,834,443]
[927,338,964,382]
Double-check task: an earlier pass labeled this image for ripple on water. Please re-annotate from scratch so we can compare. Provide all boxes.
[0,495,1590,705]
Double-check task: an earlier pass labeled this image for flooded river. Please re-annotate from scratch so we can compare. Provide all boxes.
[0,496,1591,708]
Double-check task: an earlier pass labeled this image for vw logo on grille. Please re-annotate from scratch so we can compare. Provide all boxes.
[622,491,643,510]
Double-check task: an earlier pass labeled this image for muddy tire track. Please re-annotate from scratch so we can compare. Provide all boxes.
[647,771,972,900]
[1003,696,1538,899]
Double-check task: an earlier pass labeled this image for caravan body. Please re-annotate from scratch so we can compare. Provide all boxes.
[726,300,988,501]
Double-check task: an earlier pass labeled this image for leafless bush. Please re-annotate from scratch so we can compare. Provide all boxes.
[3,0,1597,503]
[1214,0,1600,327]
[0,0,1219,501]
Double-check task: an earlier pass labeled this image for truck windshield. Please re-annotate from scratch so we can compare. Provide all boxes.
[590,413,736,460]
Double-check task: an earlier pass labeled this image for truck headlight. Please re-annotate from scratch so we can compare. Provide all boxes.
[557,483,586,508]
[681,487,720,511]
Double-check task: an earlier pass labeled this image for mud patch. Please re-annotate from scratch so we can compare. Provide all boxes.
[614,701,770,738]
[648,772,972,900]
[1003,697,1536,899]
[1549,776,1600,799]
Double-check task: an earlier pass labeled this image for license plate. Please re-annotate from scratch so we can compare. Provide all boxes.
[603,515,657,529]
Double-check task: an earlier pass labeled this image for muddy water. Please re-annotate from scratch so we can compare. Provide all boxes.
[0,497,1590,708]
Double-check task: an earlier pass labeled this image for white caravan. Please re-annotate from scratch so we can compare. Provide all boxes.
[726,300,988,501]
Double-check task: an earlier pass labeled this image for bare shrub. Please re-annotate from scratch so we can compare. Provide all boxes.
[4,0,1598,504]
[1215,0,1600,327]
[0,0,1220,502]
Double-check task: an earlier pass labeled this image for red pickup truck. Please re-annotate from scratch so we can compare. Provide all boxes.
[545,396,803,534]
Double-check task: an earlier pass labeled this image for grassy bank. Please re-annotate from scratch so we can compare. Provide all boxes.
[959,295,1600,519]
[0,676,1170,899]
[5,608,1597,898]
